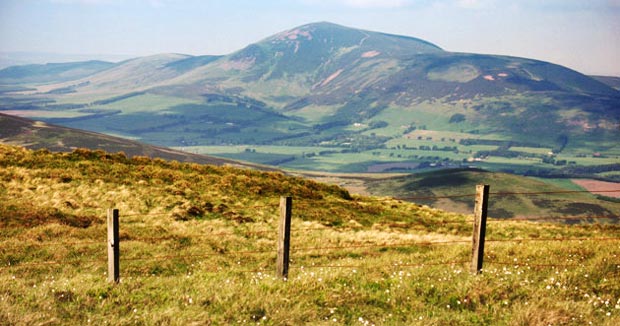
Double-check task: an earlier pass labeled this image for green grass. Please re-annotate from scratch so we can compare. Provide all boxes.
[363,102,473,138]
[93,94,201,115]
[0,110,90,119]
[179,142,620,175]
[4,88,618,176]
[1,144,620,325]
[426,63,480,83]
[511,147,553,155]
[293,105,341,123]
[533,177,589,192]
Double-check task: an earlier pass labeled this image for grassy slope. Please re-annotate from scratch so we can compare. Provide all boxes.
[365,168,620,219]
[1,144,619,325]
[0,113,272,169]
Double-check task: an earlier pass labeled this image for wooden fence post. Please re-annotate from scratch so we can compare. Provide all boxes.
[471,185,490,274]
[107,208,120,283]
[277,197,292,279]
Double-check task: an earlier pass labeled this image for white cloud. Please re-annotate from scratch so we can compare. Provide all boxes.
[301,0,501,10]
[49,0,166,6]
[453,0,498,9]
[342,0,410,8]
[455,0,481,8]
[301,0,412,9]
[49,0,116,4]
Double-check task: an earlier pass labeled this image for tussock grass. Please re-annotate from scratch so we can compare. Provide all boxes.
[1,144,619,325]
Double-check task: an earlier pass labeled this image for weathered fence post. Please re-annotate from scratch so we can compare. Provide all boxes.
[107,208,120,283]
[276,196,292,279]
[471,185,490,274]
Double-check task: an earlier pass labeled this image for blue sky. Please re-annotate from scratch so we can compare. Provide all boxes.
[1,0,619,75]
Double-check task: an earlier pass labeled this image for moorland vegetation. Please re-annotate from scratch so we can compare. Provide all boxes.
[1,144,619,325]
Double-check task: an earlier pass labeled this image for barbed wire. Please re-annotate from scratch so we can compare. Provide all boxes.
[488,215,619,223]
[0,239,104,248]
[3,187,618,272]
[486,237,620,243]
[104,248,275,263]
[292,260,469,270]
[0,258,105,270]
[0,246,274,270]
[2,217,617,252]
[394,194,475,201]
[127,229,277,242]
[125,265,270,275]
[486,260,620,269]
[490,189,620,197]
[121,212,171,218]
[291,239,471,253]
[120,203,279,218]
[291,189,620,207]
[4,235,619,271]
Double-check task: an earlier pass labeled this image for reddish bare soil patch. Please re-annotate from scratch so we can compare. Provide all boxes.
[361,50,380,58]
[571,179,620,198]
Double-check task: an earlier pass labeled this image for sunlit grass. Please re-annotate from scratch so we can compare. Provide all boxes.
[1,144,619,325]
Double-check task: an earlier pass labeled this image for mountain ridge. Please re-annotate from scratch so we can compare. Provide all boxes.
[1,22,618,174]
[21,22,618,102]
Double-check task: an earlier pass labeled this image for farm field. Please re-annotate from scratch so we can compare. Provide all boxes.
[572,179,620,198]
[179,143,620,176]
[2,90,619,177]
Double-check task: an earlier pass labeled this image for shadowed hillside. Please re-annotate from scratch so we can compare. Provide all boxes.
[0,113,268,169]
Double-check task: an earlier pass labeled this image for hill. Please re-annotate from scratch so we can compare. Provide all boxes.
[0,113,267,169]
[592,75,620,91]
[1,144,619,325]
[34,53,194,97]
[0,60,114,85]
[365,168,620,219]
[0,22,619,174]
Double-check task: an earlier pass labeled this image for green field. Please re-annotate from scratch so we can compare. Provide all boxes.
[91,94,202,115]
[180,142,619,179]
[2,85,618,177]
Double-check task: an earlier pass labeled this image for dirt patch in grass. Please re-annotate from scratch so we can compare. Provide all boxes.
[571,179,620,198]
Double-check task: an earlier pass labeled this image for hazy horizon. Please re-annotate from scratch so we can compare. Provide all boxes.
[1,0,619,76]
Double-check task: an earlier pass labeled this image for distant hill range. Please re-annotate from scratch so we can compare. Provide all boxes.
[0,60,115,85]
[0,22,618,172]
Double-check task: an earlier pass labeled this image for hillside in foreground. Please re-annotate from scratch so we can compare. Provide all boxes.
[1,144,619,325]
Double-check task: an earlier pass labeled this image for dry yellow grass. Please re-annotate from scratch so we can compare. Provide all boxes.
[1,144,619,325]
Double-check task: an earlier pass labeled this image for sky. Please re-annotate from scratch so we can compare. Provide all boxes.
[0,0,619,76]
